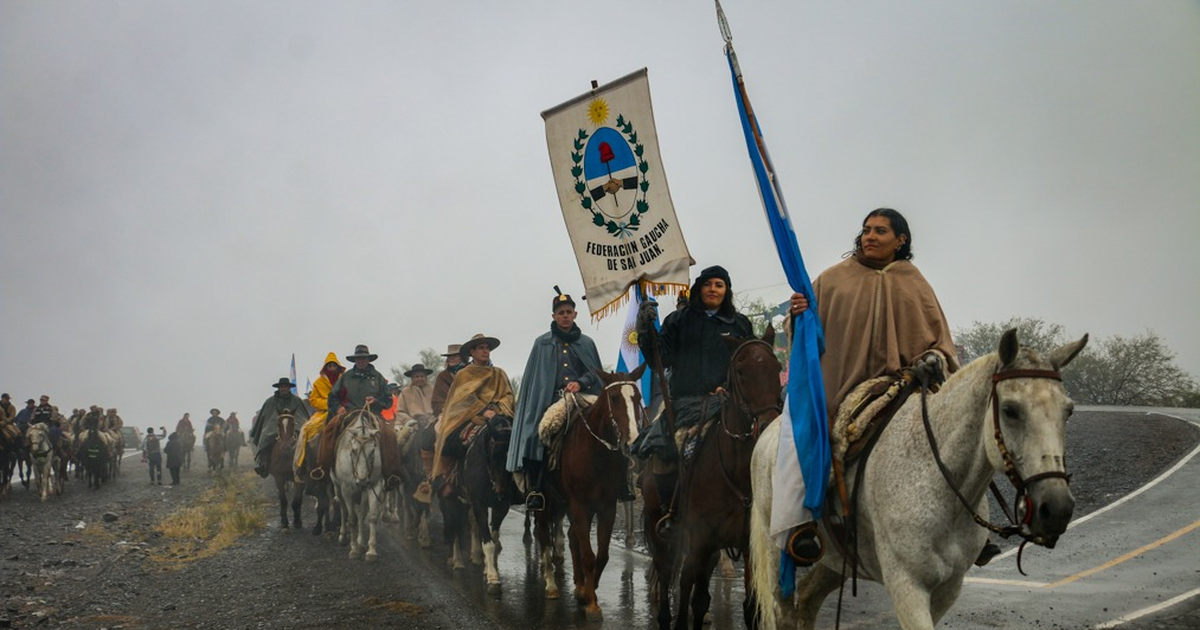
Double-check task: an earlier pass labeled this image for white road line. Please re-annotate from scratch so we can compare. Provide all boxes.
[1091,586,1200,629]
[991,414,1200,563]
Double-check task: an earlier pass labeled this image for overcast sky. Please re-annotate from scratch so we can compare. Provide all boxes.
[2,1,1197,430]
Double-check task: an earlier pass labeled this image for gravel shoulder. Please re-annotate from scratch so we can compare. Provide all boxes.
[2,408,1197,629]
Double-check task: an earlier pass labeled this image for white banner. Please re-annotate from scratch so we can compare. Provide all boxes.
[542,68,692,319]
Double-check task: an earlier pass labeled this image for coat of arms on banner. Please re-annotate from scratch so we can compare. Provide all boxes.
[543,68,693,319]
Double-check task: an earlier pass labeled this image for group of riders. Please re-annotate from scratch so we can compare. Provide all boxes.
[234,207,1002,567]
[0,395,129,493]
[3,208,1001,574]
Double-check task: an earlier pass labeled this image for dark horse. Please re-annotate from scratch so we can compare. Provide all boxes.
[642,326,782,630]
[296,421,339,536]
[399,415,436,548]
[533,365,647,621]
[79,428,110,489]
[441,413,522,595]
[270,412,304,529]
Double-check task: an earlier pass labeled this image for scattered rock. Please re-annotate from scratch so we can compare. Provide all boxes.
[102,513,119,523]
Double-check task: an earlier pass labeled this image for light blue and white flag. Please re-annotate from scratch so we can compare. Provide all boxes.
[616,286,655,406]
[718,0,831,597]
[289,354,298,396]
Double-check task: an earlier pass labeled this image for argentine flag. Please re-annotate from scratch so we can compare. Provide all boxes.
[616,286,655,406]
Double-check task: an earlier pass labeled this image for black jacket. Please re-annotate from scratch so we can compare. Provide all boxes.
[642,306,754,398]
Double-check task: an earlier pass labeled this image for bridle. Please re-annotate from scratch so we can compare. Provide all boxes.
[712,338,783,511]
[344,409,380,489]
[920,365,1070,570]
[722,338,783,441]
[577,381,646,453]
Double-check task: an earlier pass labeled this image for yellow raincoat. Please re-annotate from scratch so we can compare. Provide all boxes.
[295,352,344,468]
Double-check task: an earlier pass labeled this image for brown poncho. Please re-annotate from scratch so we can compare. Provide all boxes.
[431,364,515,475]
[814,256,960,419]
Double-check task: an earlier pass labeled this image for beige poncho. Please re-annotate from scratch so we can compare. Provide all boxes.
[431,364,515,475]
[814,256,960,420]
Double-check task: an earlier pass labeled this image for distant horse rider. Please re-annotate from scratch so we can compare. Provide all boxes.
[250,378,310,478]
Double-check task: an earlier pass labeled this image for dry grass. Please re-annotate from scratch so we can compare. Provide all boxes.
[149,471,269,569]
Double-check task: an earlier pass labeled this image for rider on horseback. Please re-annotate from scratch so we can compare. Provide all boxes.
[634,266,755,525]
[507,288,604,511]
[431,334,515,496]
[319,345,402,488]
[250,378,310,478]
[782,208,968,566]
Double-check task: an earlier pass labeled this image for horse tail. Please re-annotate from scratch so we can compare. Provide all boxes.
[748,420,783,630]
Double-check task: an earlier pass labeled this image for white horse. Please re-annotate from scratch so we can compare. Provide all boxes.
[26,424,60,502]
[331,409,386,561]
[749,329,1086,630]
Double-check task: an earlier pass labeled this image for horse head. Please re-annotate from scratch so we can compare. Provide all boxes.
[722,325,783,435]
[276,412,296,446]
[594,364,648,447]
[987,328,1088,545]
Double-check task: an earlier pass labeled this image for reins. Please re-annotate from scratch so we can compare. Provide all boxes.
[919,366,1069,573]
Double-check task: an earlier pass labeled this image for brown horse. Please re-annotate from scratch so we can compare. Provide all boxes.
[269,412,303,529]
[205,427,226,472]
[642,326,781,630]
[533,365,647,621]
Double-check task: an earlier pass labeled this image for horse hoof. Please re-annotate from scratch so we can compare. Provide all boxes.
[585,606,603,622]
[486,582,501,597]
[281,522,290,530]
[545,587,559,600]
[365,552,378,563]
[294,519,302,529]
[311,524,323,536]
[349,549,363,560]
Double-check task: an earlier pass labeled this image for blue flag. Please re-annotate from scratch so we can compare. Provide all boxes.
[289,353,298,396]
[616,286,657,406]
[719,1,831,597]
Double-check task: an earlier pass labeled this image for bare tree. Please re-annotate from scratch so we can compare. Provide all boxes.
[954,317,1068,364]
[389,348,447,388]
[1066,332,1199,407]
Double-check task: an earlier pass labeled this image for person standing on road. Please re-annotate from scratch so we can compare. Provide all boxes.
[164,431,183,485]
[143,428,163,484]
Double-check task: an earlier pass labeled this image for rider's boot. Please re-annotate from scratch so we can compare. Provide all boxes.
[524,458,546,512]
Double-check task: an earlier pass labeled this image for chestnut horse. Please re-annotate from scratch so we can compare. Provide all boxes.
[533,365,647,621]
[269,411,303,529]
[643,326,782,630]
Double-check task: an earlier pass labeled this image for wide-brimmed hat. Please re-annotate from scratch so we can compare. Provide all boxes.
[271,377,294,389]
[346,344,378,362]
[210,408,220,416]
[460,333,500,356]
[440,344,462,357]
[388,382,401,390]
[404,363,434,377]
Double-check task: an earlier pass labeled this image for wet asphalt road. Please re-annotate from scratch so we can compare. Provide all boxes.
[437,407,1200,630]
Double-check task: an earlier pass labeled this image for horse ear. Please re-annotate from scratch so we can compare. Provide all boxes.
[629,362,647,381]
[998,328,1020,366]
[1048,334,1089,370]
[593,367,614,386]
[762,324,776,346]
[722,335,742,353]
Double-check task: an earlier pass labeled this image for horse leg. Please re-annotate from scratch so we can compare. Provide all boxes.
[363,488,380,562]
[534,509,560,599]
[417,503,431,548]
[311,484,326,535]
[469,508,484,566]
[882,579,936,630]
[291,486,304,528]
[477,505,501,595]
[678,545,718,630]
[566,500,594,606]
[583,501,618,622]
[277,481,289,528]
[795,563,844,630]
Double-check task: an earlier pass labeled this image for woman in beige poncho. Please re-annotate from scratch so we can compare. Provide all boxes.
[781,207,965,563]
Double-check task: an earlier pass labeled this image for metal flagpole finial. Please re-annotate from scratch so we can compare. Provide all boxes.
[715,0,733,46]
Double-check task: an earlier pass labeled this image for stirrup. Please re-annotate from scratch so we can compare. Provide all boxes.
[786,522,823,566]
[654,513,674,538]
[525,491,546,512]
[308,467,326,481]
[386,474,402,489]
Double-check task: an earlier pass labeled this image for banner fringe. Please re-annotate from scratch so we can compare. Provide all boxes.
[591,281,690,323]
